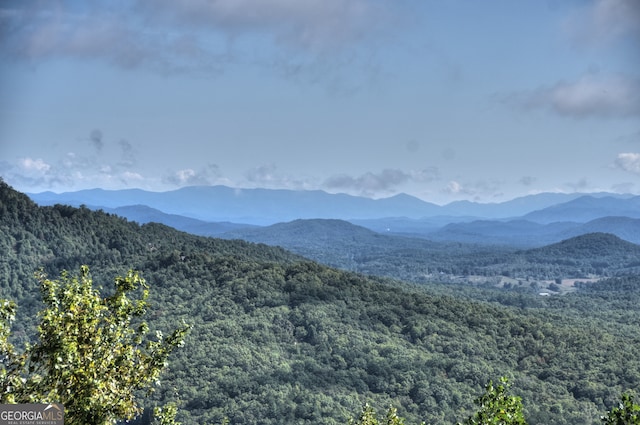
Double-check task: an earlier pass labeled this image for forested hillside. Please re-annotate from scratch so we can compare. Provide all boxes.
[2,180,640,424]
[222,219,640,285]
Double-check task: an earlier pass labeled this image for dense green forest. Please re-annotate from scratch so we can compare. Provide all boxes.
[221,219,640,287]
[2,180,640,424]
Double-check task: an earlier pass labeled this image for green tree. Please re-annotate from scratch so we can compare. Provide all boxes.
[458,377,527,425]
[0,298,27,400]
[0,266,190,425]
[601,393,640,425]
[349,403,411,425]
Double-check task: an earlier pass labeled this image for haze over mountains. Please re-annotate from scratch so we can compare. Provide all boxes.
[29,186,444,224]
[28,186,637,223]
[28,186,640,247]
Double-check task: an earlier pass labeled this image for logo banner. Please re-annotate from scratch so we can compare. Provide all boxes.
[0,404,64,425]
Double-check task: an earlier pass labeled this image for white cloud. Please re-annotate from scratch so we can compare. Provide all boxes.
[441,179,504,201]
[323,168,439,197]
[505,73,640,119]
[615,152,640,174]
[164,164,224,186]
[565,0,640,48]
[0,135,153,191]
[444,180,463,194]
[122,171,144,181]
[0,156,70,190]
[171,169,198,185]
[19,157,51,173]
[243,164,311,190]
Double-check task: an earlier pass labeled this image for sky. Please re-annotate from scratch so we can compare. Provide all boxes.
[0,0,639,205]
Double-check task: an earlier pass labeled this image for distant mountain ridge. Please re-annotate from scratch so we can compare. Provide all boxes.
[28,186,440,224]
[102,205,255,236]
[27,185,637,225]
[220,218,640,282]
[442,192,633,217]
[221,218,448,269]
[522,195,640,223]
[424,216,640,246]
[524,232,640,260]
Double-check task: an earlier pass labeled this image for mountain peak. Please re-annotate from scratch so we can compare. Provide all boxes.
[526,232,640,259]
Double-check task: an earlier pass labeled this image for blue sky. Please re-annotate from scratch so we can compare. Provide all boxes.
[1,0,639,204]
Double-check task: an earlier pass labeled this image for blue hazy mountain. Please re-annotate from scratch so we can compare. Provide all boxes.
[27,186,635,225]
[349,216,478,235]
[424,216,640,247]
[101,205,256,236]
[28,187,640,247]
[219,218,502,277]
[522,195,640,223]
[220,219,640,281]
[425,220,580,247]
[571,216,640,243]
[522,232,640,264]
[28,186,442,225]
[442,192,634,217]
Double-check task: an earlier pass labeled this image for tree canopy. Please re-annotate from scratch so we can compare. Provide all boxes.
[1,266,190,425]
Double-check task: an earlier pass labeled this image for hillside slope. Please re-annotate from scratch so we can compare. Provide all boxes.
[103,204,256,236]
[516,233,640,277]
[221,218,516,282]
[222,219,640,283]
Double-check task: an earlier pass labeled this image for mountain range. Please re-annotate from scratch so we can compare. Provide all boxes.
[27,186,640,247]
[27,186,638,223]
[220,219,640,285]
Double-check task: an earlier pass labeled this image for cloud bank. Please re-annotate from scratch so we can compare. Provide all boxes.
[323,167,439,197]
[500,0,640,120]
[615,153,640,174]
[442,179,504,201]
[0,130,144,191]
[163,164,225,187]
[504,73,640,119]
[565,0,640,48]
[0,0,401,81]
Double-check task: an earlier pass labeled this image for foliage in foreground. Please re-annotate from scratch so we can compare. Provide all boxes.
[349,378,525,425]
[353,380,640,425]
[0,266,190,425]
[457,378,527,425]
[601,393,640,425]
[349,404,412,425]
